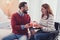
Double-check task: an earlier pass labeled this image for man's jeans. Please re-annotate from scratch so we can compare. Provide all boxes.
[2,33,28,40]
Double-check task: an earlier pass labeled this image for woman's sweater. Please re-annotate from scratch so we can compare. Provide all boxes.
[39,14,56,32]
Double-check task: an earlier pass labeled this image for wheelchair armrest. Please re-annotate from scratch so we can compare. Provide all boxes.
[49,30,59,35]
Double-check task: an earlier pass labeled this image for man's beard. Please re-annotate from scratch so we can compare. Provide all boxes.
[23,11,27,14]
[23,10,27,14]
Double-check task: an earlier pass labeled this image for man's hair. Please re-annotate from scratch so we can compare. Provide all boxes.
[19,2,27,9]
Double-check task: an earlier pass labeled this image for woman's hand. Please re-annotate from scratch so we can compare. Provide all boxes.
[34,23,43,28]
[29,22,33,27]
[34,24,40,28]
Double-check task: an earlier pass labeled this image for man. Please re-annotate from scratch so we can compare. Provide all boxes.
[2,2,31,40]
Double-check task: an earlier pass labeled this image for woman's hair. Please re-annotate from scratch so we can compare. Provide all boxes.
[41,3,53,19]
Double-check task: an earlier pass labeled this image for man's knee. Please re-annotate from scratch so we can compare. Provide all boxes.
[19,35,28,40]
[2,37,8,40]
[2,35,14,40]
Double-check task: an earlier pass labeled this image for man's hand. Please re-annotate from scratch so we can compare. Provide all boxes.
[25,24,32,28]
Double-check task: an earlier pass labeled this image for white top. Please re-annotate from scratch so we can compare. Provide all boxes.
[39,14,56,32]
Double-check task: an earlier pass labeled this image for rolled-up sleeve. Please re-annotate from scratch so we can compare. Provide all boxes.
[21,25,25,30]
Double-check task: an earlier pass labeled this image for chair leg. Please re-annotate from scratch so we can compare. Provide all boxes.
[54,36,58,40]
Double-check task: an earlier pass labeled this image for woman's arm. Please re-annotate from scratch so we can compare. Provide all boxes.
[41,15,56,32]
[34,15,56,32]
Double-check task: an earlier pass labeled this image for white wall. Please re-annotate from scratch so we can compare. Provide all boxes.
[56,0,60,22]
[28,0,42,22]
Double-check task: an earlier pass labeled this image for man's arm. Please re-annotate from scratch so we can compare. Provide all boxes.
[11,14,31,30]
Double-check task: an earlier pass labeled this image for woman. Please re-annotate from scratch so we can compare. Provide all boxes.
[33,4,56,40]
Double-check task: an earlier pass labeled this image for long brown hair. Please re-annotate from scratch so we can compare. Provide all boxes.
[41,3,53,19]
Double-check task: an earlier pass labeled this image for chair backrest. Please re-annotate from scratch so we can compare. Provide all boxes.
[54,22,59,30]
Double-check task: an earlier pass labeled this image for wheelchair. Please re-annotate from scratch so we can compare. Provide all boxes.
[29,22,60,40]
